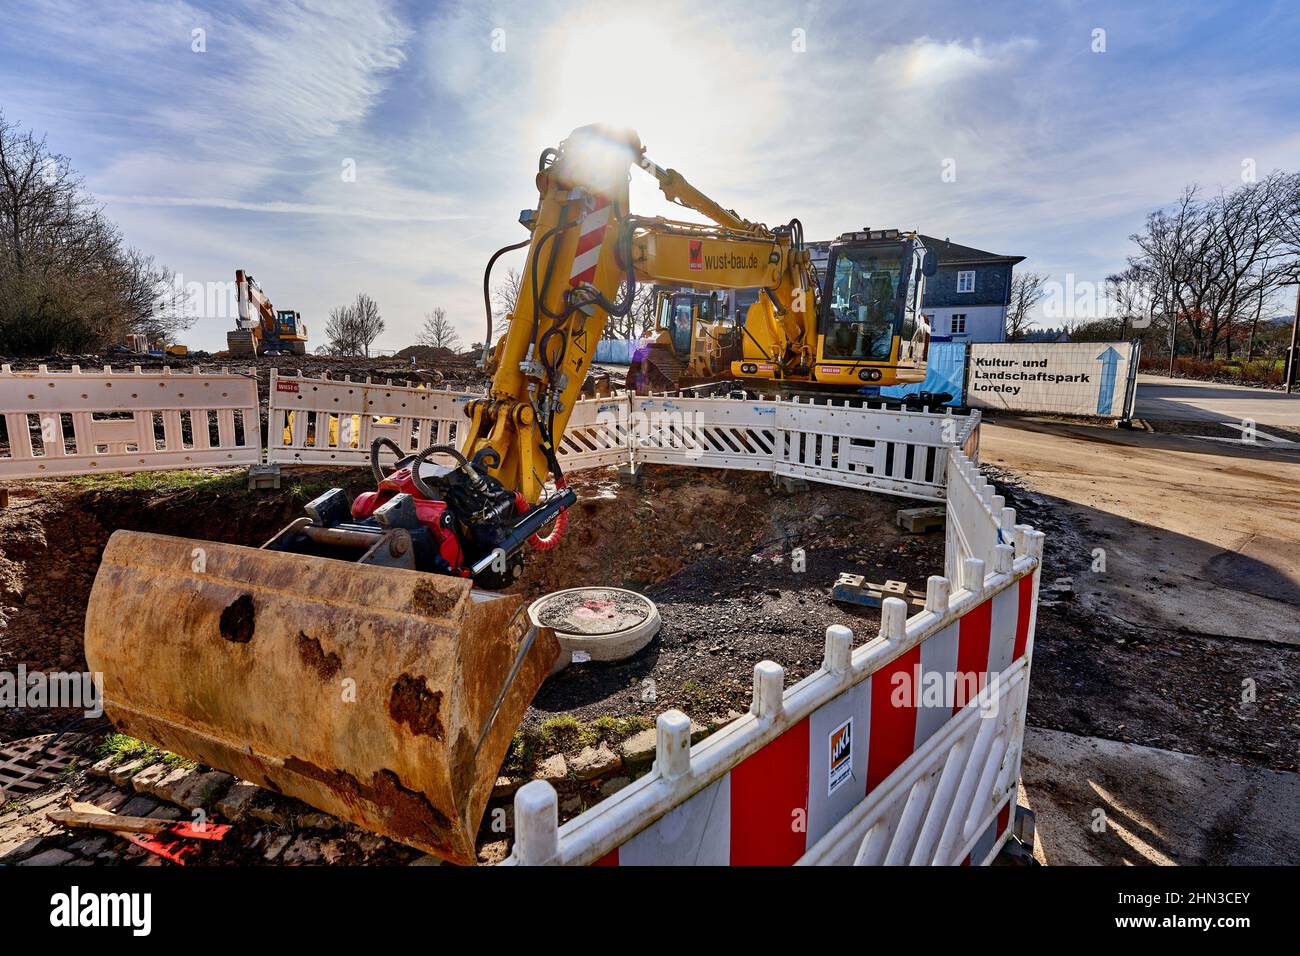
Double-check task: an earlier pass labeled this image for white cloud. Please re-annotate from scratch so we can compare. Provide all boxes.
[98,193,482,223]
[873,36,1036,88]
[7,0,1299,351]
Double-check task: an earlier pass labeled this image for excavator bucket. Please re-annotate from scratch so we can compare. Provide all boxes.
[84,529,559,865]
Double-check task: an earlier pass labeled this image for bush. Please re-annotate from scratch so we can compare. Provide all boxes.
[1139,353,1285,386]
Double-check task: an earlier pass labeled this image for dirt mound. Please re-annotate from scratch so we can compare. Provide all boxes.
[394,344,468,364]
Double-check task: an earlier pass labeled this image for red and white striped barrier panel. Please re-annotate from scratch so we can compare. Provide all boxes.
[503,466,1043,867]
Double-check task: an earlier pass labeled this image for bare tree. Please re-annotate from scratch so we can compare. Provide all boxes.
[1005,271,1047,341]
[417,306,461,350]
[1125,174,1299,360]
[324,304,359,355]
[493,268,522,319]
[490,267,523,344]
[351,292,384,357]
[604,282,657,340]
[0,110,185,353]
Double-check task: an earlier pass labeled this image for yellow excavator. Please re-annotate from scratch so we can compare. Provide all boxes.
[732,226,935,391]
[633,286,740,391]
[84,125,932,865]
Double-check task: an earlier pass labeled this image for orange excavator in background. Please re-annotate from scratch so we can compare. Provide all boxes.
[227,269,308,356]
[84,125,931,865]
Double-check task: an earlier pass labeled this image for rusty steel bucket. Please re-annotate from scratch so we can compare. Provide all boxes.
[84,529,559,865]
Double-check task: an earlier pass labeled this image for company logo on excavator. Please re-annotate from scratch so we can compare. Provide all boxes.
[701,251,760,271]
[689,239,702,271]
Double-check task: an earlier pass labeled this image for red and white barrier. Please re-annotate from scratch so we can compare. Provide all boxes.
[503,445,1043,867]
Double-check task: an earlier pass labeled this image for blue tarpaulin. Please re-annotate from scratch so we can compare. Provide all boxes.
[594,338,639,364]
[878,341,967,406]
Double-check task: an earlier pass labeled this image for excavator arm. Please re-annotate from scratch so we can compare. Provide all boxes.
[468,125,819,503]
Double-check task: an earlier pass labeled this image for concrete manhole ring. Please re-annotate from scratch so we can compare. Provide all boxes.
[528,587,661,668]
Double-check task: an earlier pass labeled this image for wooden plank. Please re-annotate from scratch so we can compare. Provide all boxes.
[47,810,170,834]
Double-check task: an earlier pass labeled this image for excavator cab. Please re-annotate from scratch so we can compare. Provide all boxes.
[811,230,935,389]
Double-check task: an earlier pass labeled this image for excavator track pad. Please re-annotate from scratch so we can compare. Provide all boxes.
[84,530,559,865]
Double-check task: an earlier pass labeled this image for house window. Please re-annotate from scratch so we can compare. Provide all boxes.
[951,314,967,334]
[956,270,975,293]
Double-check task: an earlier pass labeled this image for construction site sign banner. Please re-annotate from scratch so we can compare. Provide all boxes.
[965,341,1140,419]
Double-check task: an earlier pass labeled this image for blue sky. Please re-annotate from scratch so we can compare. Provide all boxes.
[3,0,1298,351]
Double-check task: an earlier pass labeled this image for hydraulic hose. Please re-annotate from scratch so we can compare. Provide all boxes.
[370,436,407,485]
[410,442,471,500]
[527,478,569,550]
[481,237,532,366]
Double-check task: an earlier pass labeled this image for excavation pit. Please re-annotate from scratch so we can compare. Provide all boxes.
[0,461,944,863]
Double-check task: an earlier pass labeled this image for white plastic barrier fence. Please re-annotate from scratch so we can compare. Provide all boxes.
[556,395,632,472]
[263,385,975,505]
[267,369,477,467]
[0,367,976,501]
[0,364,260,479]
[960,406,980,463]
[773,399,952,501]
[632,395,779,473]
[944,432,1014,584]
[503,442,1043,866]
[630,393,974,502]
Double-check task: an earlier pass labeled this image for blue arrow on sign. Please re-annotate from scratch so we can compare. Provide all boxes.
[1096,346,1121,415]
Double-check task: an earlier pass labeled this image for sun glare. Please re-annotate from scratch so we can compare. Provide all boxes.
[526,7,772,219]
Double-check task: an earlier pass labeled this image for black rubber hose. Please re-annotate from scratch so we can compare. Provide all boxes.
[482,237,532,366]
[370,436,406,485]
[534,215,576,324]
[410,443,470,500]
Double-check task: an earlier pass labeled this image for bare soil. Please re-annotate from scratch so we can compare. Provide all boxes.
[0,463,941,746]
[516,466,942,727]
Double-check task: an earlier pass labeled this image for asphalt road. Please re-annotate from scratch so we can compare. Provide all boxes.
[983,418,1300,863]
[1134,373,1300,430]
[1020,728,1300,865]
[983,418,1300,645]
